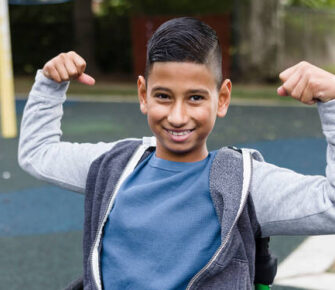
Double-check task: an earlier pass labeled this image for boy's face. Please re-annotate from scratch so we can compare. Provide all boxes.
[138,62,231,162]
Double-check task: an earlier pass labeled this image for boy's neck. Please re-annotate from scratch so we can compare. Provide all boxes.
[155,146,209,163]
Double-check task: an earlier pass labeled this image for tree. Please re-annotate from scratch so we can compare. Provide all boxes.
[73,0,98,74]
[235,0,282,82]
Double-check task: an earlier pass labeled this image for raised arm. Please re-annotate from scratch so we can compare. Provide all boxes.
[250,62,335,236]
[18,52,116,193]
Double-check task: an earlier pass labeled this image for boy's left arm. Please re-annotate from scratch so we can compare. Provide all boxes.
[250,62,335,237]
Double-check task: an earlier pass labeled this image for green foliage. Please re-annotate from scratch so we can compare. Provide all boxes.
[9,2,134,75]
[285,0,335,8]
[9,2,74,74]
[94,14,133,73]
[99,0,132,16]
[100,0,232,16]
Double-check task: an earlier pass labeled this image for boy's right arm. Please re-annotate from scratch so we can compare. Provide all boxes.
[18,52,117,193]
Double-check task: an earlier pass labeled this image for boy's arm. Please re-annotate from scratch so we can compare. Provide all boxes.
[250,62,335,236]
[18,52,117,193]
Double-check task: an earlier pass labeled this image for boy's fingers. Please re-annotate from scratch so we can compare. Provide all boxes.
[301,85,314,104]
[42,51,91,84]
[43,68,51,79]
[277,86,287,96]
[77,73,95,86]
[279,61,335,103]
[279,61,312,82]
[281,70,301,97]
[43,61,58,81]
[69,52,93,84]
[64,57,79,79]
[279,64,298,82]
[47,66,62,83]
[291,73,308,101]
[55,62,69,82]
[70,52,87,75]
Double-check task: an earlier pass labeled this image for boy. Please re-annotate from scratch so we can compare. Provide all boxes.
[19,17,335,289]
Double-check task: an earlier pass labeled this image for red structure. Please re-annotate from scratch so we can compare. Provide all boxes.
[131,15,231,78]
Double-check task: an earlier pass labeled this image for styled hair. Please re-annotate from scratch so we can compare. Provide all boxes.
[145,17,223,88]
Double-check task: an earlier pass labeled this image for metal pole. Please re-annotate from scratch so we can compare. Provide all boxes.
[0,0,17,138]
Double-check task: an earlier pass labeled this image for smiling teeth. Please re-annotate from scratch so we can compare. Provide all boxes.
[168,130,191,136]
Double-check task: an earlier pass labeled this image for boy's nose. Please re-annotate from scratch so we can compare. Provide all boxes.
[167,103,188,127]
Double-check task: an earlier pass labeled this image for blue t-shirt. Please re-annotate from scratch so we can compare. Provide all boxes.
[101,151,221,289]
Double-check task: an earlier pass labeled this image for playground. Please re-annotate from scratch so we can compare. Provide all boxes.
[0,96,333,289]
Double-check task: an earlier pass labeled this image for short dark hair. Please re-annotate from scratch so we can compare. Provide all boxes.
[145,17,223,88]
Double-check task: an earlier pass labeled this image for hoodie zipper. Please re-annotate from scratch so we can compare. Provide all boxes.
[186,150,252,290]
[89,144,149,290]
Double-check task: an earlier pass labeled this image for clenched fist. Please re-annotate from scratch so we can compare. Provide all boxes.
[43,51,95,86]
[277,61,335,104]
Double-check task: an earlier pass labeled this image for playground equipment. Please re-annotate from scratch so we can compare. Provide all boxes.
[0,0,17,138]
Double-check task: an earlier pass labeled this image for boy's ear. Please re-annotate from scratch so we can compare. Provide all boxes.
[217,79,232,118]
[137,75,147,114]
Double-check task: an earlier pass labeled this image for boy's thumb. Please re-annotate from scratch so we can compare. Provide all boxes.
[77,73,95,86]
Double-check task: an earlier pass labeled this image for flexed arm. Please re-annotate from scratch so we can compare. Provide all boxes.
[250,62,335,236]
[18,52,115,193]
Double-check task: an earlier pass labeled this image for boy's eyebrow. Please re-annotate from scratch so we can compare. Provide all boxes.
[187,89,209,95]
[151,86,173,93]
[151,86,209,95]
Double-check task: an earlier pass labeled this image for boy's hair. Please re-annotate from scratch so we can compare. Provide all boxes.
[145,17,223,89]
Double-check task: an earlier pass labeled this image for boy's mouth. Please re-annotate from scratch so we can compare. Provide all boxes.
[164,128,194,142]
[167,129,193,136]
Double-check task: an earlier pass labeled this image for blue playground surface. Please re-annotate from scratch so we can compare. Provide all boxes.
[0,99,326,289]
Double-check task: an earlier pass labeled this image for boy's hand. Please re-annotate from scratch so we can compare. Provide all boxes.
[42,51,95,86]
[277,61,335,104]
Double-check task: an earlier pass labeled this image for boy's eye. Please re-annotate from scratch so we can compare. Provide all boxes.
[190,95,204,102]
[155,93,170,100]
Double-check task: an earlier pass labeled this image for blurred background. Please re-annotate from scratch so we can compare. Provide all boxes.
[2,0,335,289]
[9,0,335,100]
[8,0,335,82]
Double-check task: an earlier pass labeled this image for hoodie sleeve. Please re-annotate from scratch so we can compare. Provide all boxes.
[251,100,335,237]
[18,70,117,193]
